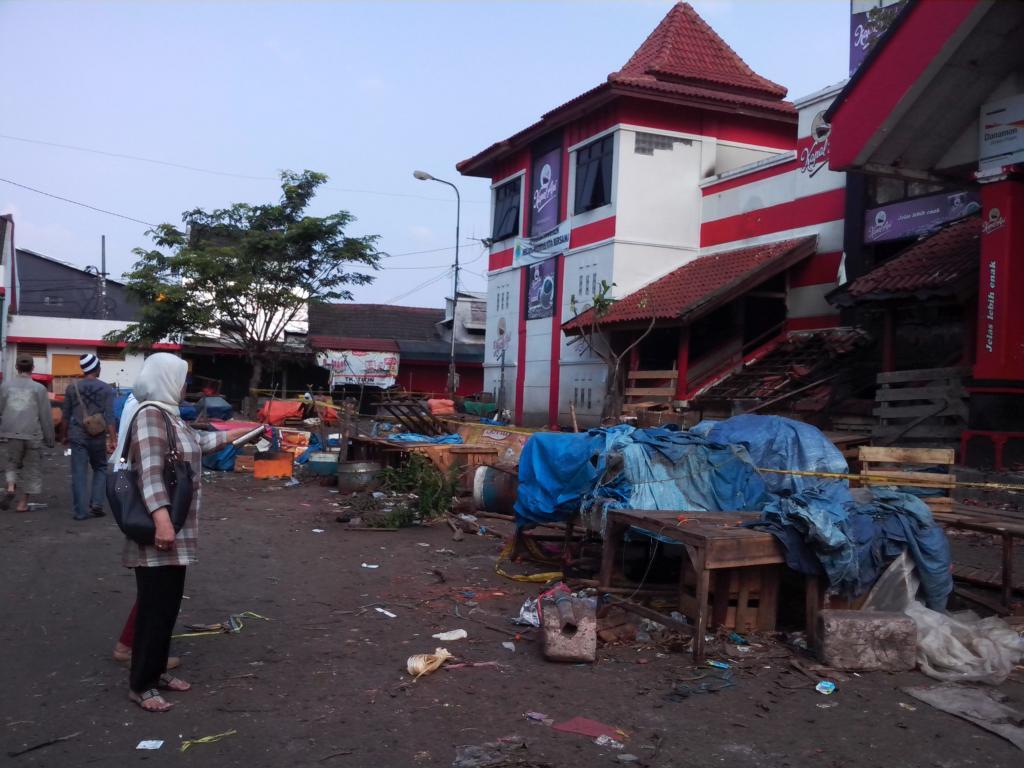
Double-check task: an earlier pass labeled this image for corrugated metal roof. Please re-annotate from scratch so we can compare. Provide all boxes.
[308,303,444,342]
[564,236,816,331]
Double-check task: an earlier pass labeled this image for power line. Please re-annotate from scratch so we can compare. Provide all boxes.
[382,268,453,305]
[0,132,488,204]
[0,176,158,227]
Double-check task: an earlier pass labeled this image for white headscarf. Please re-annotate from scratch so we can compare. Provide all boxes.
[111,353,188,463]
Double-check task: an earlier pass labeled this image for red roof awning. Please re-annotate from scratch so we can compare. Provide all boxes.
[836,216,980,304]
[564,236,817,332]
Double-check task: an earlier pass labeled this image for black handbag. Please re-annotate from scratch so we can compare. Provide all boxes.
[107,405,196,546]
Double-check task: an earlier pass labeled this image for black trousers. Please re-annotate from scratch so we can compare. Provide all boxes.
[130,565,186,693]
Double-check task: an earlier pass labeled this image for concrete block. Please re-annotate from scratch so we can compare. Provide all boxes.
[542,596,597,663]
[816,609,917,671]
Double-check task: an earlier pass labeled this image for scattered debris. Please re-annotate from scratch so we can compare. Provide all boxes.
[375,607,397,619]
[815,681,837,695]
[552,716,626,742]
[180,729,238,752]
[594,734,625,750]
[524,711,553,726]
[7,731,82,758]
[432,629,468,642]
[511,597,540,628]
[407,647,453,679]
[361,563,380,569]
[311,528,325,534]
[136,740,164,750]
[451,737,545,768]
[502,641,516,652]
[904,684,1024,751]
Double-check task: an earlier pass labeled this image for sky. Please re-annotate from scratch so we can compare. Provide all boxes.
[0,0,851,308]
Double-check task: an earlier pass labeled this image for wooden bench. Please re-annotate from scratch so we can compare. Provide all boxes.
[857,445,1023,609]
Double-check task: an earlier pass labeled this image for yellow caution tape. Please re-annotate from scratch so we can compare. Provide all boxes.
[172,611,270,639]
[494,539,562,584]
[180,729,238,752]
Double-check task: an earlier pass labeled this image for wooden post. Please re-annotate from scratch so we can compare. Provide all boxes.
[675,326,690,400]
[882,308,895,373]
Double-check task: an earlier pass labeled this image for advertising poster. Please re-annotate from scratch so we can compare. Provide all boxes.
[525,258,557,321]
[864,190,981,243]
[317,350,399,388]
[530,147,561,237]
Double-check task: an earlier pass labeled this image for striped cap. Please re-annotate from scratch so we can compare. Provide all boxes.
[79,353,100,374]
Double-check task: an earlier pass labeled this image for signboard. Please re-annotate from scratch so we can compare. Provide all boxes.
[530,148,561,236]
[513,220,570,266]
[525,258,557,321]
[864,190,981,243]
[980,94,1024,170]
[317,350,399,388]
[849,0,906,75]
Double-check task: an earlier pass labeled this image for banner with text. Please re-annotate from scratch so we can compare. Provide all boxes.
[317,350,399,388]
[864,190,981,243]
[530,148,562,237]
[513,220,570,267]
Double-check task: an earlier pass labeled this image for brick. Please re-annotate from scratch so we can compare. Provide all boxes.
[542,596,597,663]
[816,609,917,671]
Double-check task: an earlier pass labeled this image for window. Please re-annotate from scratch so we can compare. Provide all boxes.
[574,134,614,214]
[492,178,521,241]
[17,343,47,358]
[97,347,127,361]
[634,132,690,155]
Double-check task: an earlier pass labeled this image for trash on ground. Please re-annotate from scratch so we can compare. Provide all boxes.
[432,629,468,642]
[136,740,164,750]
[707,660,730,670]
[407,647,453,679]
[502,641,516,652]
[452,737,529,768]
[375,607,397,619]
[904,683,1024,752]
[552,716,626,741]
[524,711,553,726]
[511,597,540,627]
[815,681,837,695]
[311,528,325,534]
[361,563,380,569]
[177,611,269,638]
[541,584,597,663]
[595,734,625,750]
[180,729,238,752]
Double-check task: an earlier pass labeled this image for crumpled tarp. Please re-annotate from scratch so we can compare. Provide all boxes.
[514,415,952,607]
[387,432,464,445]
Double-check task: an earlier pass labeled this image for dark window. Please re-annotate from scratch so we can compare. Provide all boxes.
[575,134,614,214]
[492,178,521,241]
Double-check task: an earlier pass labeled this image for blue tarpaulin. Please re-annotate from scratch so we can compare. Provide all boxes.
[514,415,953,607]
[202,443,238,472]
[387,433,464,445]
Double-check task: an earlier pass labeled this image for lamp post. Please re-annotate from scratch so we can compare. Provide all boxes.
[413,170,461,397]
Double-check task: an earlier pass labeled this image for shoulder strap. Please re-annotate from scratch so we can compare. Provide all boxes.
[72,379,89,421]
[120,405,181,463]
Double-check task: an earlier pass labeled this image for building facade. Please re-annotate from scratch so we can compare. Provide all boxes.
[459,2,846,427]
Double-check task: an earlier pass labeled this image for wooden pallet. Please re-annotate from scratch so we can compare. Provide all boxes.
[379,399,448,436]
[872,367,968,448]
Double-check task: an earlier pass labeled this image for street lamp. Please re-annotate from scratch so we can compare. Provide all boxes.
[413,169,461,398]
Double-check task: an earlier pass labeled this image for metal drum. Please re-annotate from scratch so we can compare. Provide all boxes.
[472,464,518,516]
[337,461,384,493]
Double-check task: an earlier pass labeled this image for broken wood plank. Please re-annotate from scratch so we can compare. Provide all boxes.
[859,446,955,464]
[625,387,676,397]
[627,370,679,380]
[875,367,970,384]
[874,387,966,402]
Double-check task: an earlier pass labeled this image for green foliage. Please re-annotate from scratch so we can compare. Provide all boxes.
[107,171,380,367]
[379,453,458,526]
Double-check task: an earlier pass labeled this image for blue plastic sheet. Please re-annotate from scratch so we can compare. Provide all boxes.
[202,443,237,472]
[387,433,464,445]
[514,415,952,607]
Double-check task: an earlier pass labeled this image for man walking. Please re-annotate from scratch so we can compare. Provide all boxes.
[0,354,56,512]
[62,353,116,521]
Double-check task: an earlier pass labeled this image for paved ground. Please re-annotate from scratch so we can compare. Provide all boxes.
[2,446,1023,767]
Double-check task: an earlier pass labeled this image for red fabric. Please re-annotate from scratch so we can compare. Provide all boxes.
[257,400,303,425]
[552,717,622,740]
[119,601,138,647]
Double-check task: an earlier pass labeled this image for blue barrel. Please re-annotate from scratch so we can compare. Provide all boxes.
[472,465,518,516]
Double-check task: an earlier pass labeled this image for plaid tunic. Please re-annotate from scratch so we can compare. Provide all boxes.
[121,407,232,568]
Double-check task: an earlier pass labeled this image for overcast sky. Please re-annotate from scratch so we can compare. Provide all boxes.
[1,0,850,308]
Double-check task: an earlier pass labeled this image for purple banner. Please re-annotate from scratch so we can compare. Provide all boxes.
[849,1,906,75]
[864,190,981,243]
[530,148,561,237]
[525,258,557,321]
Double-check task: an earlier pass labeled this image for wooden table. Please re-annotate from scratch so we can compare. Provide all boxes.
[599,509,822,662]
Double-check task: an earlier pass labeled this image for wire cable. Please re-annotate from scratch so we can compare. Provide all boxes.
[0,176,157,227]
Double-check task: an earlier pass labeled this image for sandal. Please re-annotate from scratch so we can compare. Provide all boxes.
[158,674,191,692]
[129,688,174,712]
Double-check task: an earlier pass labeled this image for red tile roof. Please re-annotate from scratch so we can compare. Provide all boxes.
[564,236,817,331]
[613,2,787,100]
[844,216,980,302]
[458,2,795,177]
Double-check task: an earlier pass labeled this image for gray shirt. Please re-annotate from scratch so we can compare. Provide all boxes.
[0,374,56,446]
[61,376,115,444]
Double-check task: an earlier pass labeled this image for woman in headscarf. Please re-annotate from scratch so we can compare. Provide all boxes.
[121,353,259,712]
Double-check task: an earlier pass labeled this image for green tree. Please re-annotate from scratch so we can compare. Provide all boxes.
[109,170,380,396]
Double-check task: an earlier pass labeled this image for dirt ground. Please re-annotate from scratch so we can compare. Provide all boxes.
[2,446,1023,768]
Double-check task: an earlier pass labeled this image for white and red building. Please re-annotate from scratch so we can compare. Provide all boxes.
[458,2,848,427]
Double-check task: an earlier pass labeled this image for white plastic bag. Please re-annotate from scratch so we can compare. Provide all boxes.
[864,552,1024,684]
[406,647,453,679]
